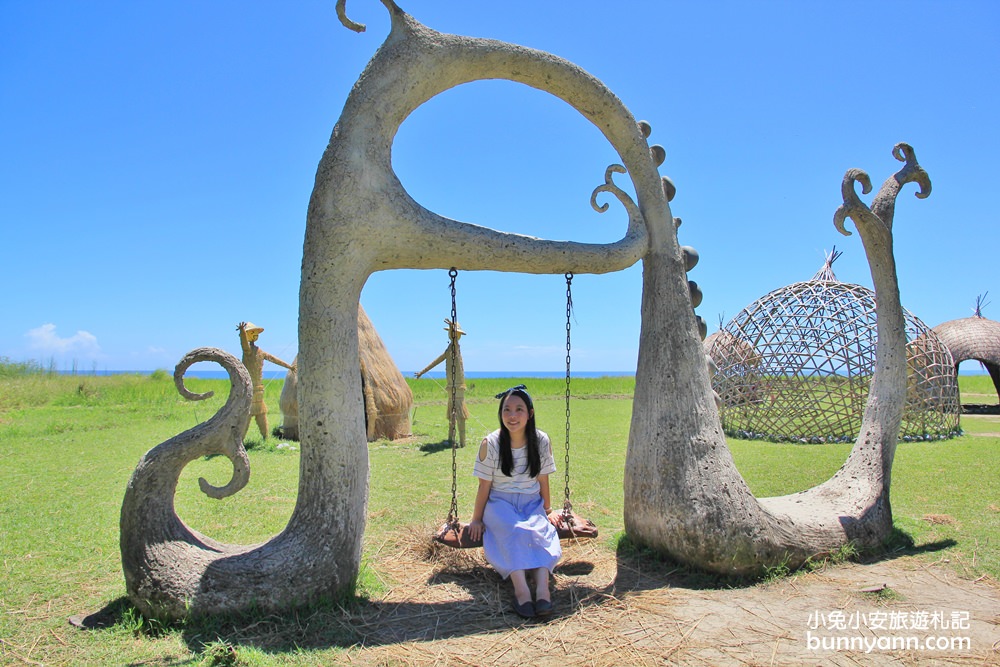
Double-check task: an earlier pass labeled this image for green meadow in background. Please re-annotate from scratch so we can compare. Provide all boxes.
[1,363,996,665]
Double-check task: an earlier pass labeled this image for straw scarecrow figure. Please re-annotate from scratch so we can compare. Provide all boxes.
[237,321,295,439]
[415,319,469,447]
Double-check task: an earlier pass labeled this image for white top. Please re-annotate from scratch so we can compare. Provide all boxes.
[473,429,556,494]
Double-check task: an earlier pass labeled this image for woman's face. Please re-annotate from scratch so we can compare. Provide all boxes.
[501,394,532,438]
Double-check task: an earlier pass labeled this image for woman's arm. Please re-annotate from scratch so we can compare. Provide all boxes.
[468,477,492,541]
[537,474,563,528]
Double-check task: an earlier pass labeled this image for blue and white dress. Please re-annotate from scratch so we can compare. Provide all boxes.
[473,429,562,578]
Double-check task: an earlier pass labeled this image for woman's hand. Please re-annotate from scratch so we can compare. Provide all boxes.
[468,519,485,541]
[545,508,564,530]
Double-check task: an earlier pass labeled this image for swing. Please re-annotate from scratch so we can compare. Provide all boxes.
[434,270,599,549]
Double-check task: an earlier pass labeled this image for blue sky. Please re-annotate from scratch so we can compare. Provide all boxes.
[2,1,997,374]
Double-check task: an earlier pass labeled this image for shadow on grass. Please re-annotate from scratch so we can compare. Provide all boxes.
[868,526,957,563]
[68,597,133,630]
[67,528,960,660]
[961,403,1000,415]
[418,439,456,454]
[176,599,363,655]
[610,527,959,593]
[69,594,363,655]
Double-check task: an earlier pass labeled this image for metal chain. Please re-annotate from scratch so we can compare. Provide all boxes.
[447,268,460,526]
[563,272,574,521]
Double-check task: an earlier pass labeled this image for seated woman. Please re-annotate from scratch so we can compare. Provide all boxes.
[468,385,563,618]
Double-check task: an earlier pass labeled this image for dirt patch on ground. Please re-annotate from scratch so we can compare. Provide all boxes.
[343,534,1000,666]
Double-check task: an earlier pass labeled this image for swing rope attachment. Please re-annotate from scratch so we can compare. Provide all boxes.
[446,267,460,529]
[562,273,576,526]
[435,267,482,548]
[434,269,596,548]
[557,273,598,539]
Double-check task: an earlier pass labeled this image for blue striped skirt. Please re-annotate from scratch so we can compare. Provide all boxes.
[482,489,562,579]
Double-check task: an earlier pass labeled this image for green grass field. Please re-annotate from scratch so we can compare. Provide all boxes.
[1,365,996,665]
[717,371,963,441]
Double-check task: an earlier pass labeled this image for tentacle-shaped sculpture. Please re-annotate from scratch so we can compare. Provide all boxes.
[335,0,367,33]
[121,348,254,617]
[121,0,928,617]
[121,2,667,619]
[591,164,643,223]
[625,144,929,574]
[166,350,253,499]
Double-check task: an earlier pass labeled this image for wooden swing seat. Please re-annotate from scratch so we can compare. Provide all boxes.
[434,511,599,549]
[433,271,596,552]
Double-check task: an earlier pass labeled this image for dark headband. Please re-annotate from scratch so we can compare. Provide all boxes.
[495,384,528,399]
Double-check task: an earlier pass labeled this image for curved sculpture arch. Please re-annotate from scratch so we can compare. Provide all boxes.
[121,0,928,619]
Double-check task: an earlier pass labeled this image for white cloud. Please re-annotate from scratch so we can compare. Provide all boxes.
[25,323,100,355]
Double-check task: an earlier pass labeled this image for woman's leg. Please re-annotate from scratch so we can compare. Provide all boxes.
[533,567,550,602]
[509,569,532,605]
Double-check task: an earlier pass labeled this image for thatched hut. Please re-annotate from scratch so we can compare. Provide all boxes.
[279,304,413,441]
[711,250,960,442]
[932,295,1000,404]
[704,328,763,406]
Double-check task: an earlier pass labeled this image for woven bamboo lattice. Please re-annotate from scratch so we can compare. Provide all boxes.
[707,253,961,442]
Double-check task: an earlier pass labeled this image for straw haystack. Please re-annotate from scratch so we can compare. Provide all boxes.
[932,294,1000,404]
[711,250,960,442]
[280,305,412,441]
[704,328,762,406]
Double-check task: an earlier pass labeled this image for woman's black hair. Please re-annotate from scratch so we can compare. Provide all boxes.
[496,385,540,477]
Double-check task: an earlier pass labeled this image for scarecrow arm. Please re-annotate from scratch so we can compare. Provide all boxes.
[414,349,448,378]
[260,351,294,370]
[237,322,253,355]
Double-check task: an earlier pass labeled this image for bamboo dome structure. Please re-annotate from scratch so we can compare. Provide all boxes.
[932,294,1000,404]
[708,250,961,442]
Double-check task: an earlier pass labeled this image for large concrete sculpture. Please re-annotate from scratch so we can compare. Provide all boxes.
[624,143,927,573]
[121,0,925,619]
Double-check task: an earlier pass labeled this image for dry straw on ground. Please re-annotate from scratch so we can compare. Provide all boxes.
[334,528,999,666]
